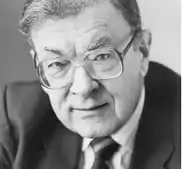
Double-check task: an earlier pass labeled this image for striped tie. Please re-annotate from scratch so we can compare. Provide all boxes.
[90,137,119,169]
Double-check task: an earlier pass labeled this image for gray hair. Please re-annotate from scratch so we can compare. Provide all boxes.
[20,0,142,36]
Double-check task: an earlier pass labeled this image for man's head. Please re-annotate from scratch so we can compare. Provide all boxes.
[20,0,151,138]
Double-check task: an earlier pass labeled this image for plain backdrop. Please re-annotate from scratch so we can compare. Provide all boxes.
[0,0,180,87]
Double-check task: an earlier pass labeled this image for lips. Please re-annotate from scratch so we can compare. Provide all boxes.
[73,103,108,111]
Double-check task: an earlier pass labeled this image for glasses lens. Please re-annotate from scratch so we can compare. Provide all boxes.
[37,49,123,89]
[85,49,123,79]
[38,58,72,88]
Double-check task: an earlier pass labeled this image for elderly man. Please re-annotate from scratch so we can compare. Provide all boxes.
[0,0,180,169]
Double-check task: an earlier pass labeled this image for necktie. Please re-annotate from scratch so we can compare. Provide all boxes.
[90,137,119,169]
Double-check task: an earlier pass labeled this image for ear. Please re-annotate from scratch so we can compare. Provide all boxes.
[137,29,152,58]
[29,40,49,93]
[137,29,152,77]
[30,49,48,93]
[27,37,38,67]
[30,49,35,59]
[30,49,38,68]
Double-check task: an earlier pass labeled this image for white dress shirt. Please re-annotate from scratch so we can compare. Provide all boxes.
[82,88,145,169]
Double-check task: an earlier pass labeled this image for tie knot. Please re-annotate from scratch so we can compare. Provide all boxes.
[90,137,119,161]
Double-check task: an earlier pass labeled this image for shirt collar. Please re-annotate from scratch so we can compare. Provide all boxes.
[82,87,145,151]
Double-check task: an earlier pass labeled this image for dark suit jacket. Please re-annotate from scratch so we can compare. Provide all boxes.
[0,62,180,169]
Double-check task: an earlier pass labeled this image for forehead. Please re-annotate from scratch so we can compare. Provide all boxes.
[31,0,131,58]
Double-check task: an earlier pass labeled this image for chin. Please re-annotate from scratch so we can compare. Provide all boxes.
[74,123,119,138]
[78,130,107,139]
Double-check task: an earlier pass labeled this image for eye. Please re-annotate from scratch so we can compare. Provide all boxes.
[95,53,111,61]
[48,60,70,70]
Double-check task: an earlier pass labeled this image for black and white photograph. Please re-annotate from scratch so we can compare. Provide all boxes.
[0,0,180,169]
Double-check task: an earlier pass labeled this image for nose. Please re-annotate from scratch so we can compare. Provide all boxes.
[70,67,99,97]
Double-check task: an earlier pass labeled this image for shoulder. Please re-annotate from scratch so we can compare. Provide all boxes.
[145,61,180,156]
[145,61,180,121]
[4,80,46,106]
[0,81,53,127]
[146,61,180,95]
[133,62,180,168]
[0,81,80,167]
[0,80,58,138]
[145,61,180,109]
[0,81,52,166]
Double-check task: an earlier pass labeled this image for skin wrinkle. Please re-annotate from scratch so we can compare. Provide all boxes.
[87,36,112,51]
[33,21,111,62]
[42,36,111,61]
[30,0,150,138]
[31,5,133,63]
[31,25,113,65]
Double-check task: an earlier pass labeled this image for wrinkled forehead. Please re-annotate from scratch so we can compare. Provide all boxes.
[30,0,131,60]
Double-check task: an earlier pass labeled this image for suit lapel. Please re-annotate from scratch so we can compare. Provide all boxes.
[39,122,83,169]
[130,87,174,169]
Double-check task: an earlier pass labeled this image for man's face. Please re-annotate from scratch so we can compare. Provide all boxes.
[31,1,149,138]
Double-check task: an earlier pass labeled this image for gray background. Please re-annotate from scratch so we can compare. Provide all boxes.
[0,0,180,87]
[0,0,37,88]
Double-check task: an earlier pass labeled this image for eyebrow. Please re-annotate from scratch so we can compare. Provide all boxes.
[87,36,112,51]
[43,36,112,57]
[44,47,64,56]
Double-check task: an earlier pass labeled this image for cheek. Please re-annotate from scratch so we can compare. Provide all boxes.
[104,54,143,121]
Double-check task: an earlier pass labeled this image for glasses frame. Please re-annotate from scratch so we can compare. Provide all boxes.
[34,30,139,90]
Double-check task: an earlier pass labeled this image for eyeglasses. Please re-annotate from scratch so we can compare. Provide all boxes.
[35,31,138,89]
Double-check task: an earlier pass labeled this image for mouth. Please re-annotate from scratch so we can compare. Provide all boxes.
[73,103,108,111]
